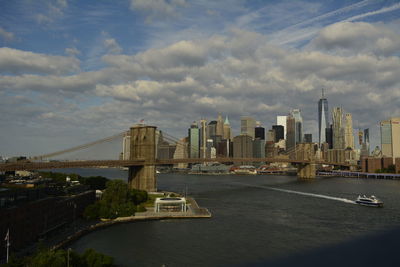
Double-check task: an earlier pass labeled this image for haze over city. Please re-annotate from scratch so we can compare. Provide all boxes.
[1,0,400,156]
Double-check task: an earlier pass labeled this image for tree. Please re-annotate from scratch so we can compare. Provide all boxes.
[82,248,114,267]
[80,176,109,190]
[29,249,67,267]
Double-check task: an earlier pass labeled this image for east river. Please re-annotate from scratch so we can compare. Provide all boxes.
[56,168,400,266]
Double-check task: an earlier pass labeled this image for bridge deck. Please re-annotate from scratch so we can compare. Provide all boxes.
[0,158,353,171]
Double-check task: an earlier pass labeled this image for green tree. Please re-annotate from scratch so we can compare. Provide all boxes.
[80,176,109,190]
[29,249,66,267]
[82,248,114,267]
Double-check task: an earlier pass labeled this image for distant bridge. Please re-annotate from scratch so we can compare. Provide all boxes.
[0,124,356,191]
[0,158,353,172]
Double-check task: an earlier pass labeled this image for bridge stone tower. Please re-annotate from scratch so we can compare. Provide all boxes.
[128,125,157,192]
[296,143,316,179]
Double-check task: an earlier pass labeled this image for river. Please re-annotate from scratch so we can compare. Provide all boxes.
[56,168,400,266]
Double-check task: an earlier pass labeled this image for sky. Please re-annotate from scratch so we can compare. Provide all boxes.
[1,0,400,158]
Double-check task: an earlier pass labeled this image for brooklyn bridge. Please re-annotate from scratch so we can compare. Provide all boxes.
[0,124,354,192]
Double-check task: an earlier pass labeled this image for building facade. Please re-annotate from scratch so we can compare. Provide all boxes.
[344,113,354,149]
[318,89,329,145]
[241,116,256,139]
[188,121,200,158]
[277,116,287,139]
[291,109,303,144]
[332,107,344,149]
[272,125,284,142]
[381,118,400,163]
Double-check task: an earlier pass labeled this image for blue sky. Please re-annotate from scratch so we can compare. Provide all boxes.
[1,0,400,157]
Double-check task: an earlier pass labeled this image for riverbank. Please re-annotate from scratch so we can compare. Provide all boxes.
[53,196,211,250]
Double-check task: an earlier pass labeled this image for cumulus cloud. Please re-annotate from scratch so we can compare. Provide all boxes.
[104,38,122,54]
[0,27,14,41]
[0,47,80,75]
[65,47,80,56]
[2,22,400,154]
[310,21,400,56]
[130,0,187,22]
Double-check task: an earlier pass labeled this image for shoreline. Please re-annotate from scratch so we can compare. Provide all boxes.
[52,196,211,250]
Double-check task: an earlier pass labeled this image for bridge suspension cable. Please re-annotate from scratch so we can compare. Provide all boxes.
[30,131,129,161]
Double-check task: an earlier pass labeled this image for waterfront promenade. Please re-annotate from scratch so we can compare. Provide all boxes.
[318,170,400,179]
[53,197,211,250]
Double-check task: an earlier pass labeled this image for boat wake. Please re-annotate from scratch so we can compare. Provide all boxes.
[234,182,356,204]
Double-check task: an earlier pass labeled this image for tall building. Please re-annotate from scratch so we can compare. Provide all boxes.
[200,119,207,158]
[208,121,217,139]
[255,126,265,140]
[272,125,284,142]
[381,118,400,162]
[277,116,287,139]
[223,116,232,140]
[266,129,276,142]
[361,128,370,156]
[291,109,303,144]
[304,134,312,143]
[318,89,329,145]
[233,135,253,160]
[344,113,354,149]
[241,116,256,139]
[216,113,224,137]
[253,138,266,158]
[188,121,200,158]
[332,107,344,149]
[325,125,333,149]
[286,115,296,150]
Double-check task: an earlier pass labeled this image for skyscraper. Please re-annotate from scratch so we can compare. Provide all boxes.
[277,116,287,139]
[188,121,200,158]
[272,125,284,142]
[216,113,224,137]
[208,121,217,139]
[318,89,329,145]
[361,128,370,157]
[223,116,232,140]
[344,113,354,149]
[241,116,256,139]
[332,107,344,149]
[286,115,296,150]
[304,134,312,143]
[325,125,333,149]
[255,125,265,140]
[380,118,400,162]
[200,119,207,158]
[233,135,253,160]
[291,109,303,144]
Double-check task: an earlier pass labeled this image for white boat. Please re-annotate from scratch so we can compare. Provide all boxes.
[355,195,383,207]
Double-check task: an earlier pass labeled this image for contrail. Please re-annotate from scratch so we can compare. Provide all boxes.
[234,182,356,204]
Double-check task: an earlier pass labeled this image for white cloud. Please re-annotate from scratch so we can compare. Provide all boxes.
[65,47,80,56]
[104,38,122,54]
[310,22,400,56]
[2,21,400,154]
[0,47,80,75]
[0,27,14,41]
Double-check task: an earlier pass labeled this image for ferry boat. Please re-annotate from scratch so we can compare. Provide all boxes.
[355,195,383,207]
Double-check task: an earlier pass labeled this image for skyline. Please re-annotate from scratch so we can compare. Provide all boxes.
[1,0,400,156]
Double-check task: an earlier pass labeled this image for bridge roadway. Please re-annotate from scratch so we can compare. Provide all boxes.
[0,157,353,172]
